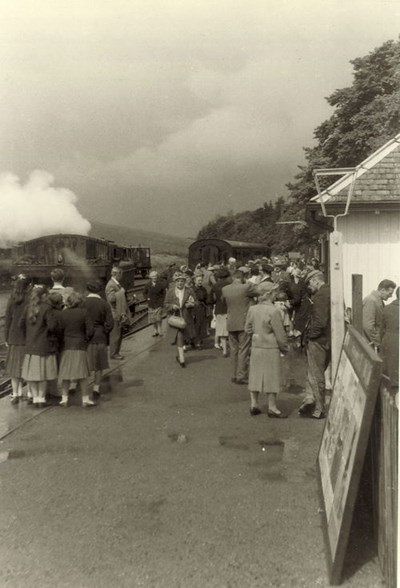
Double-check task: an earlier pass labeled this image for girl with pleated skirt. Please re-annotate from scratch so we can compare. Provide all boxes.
[21,285,59,408]
[57,290,94,407]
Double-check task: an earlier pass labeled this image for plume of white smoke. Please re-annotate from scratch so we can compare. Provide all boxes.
[0,170,91,247]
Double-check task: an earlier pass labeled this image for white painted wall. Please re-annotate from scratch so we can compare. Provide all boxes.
[337,211,400,307]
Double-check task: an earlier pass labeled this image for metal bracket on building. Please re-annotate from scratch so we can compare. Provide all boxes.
[313,168,356,231]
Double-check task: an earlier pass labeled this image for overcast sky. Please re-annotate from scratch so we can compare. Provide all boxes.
[1,0,399,238]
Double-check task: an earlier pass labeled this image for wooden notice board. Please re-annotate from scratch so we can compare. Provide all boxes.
[317,326,382,585]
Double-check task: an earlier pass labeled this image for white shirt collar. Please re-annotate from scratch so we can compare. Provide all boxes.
[87,293,102,299]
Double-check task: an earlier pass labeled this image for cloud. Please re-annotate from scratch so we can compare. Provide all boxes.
[1,1,399,235]
[0,170,91,246]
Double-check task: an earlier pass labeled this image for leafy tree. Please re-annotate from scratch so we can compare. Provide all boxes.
[286,38,400,209]
[197,38,400,253]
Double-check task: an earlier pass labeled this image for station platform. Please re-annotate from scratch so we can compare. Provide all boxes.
[0,323,383,587]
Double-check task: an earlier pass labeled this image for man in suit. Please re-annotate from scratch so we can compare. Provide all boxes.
[222,270,257,384]
[381,286,399,389]
[362,279,396,352]
[271,260,290,297]
[105,267,130,360]
[256,263,274,295]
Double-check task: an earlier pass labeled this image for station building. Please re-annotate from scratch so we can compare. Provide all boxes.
[308,133,400,306]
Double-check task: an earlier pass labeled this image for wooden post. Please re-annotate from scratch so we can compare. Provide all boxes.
[352,274,363,334]
[330,230,345,382]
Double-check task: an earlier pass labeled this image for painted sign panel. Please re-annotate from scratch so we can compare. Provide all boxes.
[317,326,382,585]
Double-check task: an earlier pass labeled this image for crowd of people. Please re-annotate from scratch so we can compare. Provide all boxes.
[4,268,125,408]
[4,256,398,419]
[149,255,398,419]
[152,255,329,418]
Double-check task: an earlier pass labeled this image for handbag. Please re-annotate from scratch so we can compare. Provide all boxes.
[167,314,187,330]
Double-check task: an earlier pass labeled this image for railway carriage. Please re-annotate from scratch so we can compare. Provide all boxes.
[188,238,270,268]
[10,234,149,309]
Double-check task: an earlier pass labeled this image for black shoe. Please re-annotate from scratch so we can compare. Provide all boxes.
[176,356,186,368]
[231,377,238,384]
[111,354,125,360]
[10,397,19,405]
[235,379,248,385]
[152,333,159,337]
[250,407,262,416]
[267,410,288,419]
[298,402,315,417]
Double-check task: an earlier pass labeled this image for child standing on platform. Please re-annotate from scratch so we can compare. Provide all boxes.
[21,285,58,407]
[58,290,94,407]
[84,281,114,398]
[4,275,32,404]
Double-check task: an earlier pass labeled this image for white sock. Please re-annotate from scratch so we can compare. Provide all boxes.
[93,385,100,393]
[69,381,77,390]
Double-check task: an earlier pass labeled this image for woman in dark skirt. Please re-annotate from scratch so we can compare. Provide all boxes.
[84,281,114,397]
[58,290,94,407]
[21,285,59,407]
[192,273,210,349]
[4,275,32,404]
[210,267,231,356]
[164,272,197,367]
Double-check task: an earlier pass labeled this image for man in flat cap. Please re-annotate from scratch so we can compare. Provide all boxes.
[298,269,330,419]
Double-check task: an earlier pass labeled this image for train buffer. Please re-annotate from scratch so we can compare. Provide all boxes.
[0,324,382,587]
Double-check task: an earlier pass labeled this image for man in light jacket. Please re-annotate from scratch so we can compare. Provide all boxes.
[105,267,130,360]
[222,270,257,384]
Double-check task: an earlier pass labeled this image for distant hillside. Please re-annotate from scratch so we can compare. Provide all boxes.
[90,221,192,256]
[89,221,192,271]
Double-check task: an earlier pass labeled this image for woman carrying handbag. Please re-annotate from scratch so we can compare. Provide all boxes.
[164,272,197,367]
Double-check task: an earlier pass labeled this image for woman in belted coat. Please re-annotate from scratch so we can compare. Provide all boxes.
[245,282,288,418]
[164,272,197,367]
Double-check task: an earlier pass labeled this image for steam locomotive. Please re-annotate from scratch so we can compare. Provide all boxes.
[11,234,151,307]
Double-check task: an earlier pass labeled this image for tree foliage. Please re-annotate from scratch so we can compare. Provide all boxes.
[197,38,400,252]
